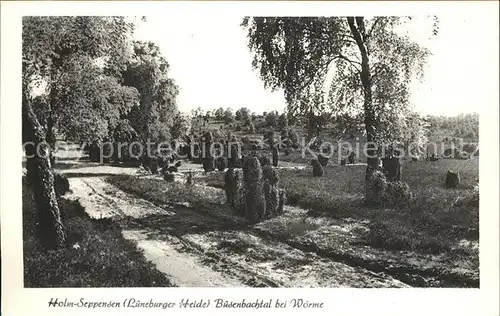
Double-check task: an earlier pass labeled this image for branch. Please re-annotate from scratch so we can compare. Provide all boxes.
[334,54,362,72]
[366,17,382,41]
[346,17,368,62]
[355,17,366,41]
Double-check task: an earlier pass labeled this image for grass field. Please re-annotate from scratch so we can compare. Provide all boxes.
[201,158,479,254]
[22,178,174,287]
[105,157,479,287]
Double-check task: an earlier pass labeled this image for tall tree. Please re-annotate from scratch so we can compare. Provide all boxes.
[122,41,179,144]
[22,16,137,249]
[242,16,437,196]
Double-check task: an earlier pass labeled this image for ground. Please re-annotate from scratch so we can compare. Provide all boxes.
[33,140,478,288]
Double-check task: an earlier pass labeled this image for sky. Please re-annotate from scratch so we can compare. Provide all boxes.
[133,14,495,117]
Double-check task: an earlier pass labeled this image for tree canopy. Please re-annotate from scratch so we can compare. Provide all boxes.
[242,16,437,146]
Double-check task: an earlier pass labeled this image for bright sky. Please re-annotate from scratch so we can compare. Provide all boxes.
[133,14,495,116]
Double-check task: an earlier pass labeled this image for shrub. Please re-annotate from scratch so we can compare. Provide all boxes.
[215,157,227,171]
[163,173,175,182]
[317,154,329,167]
[284,149,290,156]
[262,165,279,185]
[258,155,271,168]
[228,144,242,169]
[366,171,413,207]
[243,157,266,221]
[382,157,402,182]
[233,176,246,217]
[272,147,279,167]
[385,181,414,206]
[277,189,286,215]
[203,157,215,172]
[166,165,178,173]
[150,158,159,175]
[224,168,237,206]
[235,125,242,131]
[346,151,355,164]
[186,172,194,186]
[54,172,70,197]
[311,159,323,177]
[445,170,460,188]
[366,171,388,205]
[264,131,275,148]
[264,180,279,218]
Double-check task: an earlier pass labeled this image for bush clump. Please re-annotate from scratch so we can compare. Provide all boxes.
[317,154,329,167]
[385,181,414,206]
[445,170,460,188]
[366,171,413,207]
[311,159,324,177]
[203,156,215,172]
[258,155,271,168]
[215,157,227,171]
[366,170,388,204]
[54,172,70,197]
[225,160,285,221]
[243,157,266,222]
[227,144,241,168]
[272,147,279,167]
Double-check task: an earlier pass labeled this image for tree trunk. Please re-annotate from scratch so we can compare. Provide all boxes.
[46,113,56,167]
[347,17,379,187]
[23,92,66,250]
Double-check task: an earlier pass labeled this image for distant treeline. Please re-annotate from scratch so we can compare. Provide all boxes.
[426,113,479,139]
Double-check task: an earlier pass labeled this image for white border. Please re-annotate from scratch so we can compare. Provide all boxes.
[1,1,498,316]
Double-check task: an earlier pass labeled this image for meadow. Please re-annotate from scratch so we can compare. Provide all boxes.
[106,156,479,287]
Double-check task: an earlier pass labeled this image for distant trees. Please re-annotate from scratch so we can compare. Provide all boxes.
[223,108,235,124]
[427,113,478,140]
[235,107,251,122]
[214,107,225,121]
[264,110,279,127]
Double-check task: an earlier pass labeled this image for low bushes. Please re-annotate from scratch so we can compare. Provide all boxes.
[224,158,286,221]
[366,171,414,207]
[54,172,70,197]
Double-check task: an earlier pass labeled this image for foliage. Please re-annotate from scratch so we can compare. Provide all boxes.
[317,153,329,167]
[54,172,70,197]
[215,157,227,171]
[235,107,251,122]
[427,113,479,140]
[123,41,179,143]
[264,110,279,127]
[214,107,225,120]
[170,112,191,140]
[223,108,235,124]
[23,17,140,144]
[242,16,437,183]
[23,183,173,287]
[243,157,266,221]
[311,159,324,177]
[272,147,279,167]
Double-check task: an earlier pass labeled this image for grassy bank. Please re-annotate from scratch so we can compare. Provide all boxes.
[23,178,174,287]
[105,162,479,287]
[201,159,479,255]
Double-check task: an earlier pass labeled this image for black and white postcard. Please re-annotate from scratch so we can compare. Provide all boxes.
[1,1,499,315]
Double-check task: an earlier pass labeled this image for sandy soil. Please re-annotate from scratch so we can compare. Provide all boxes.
[57,156,408,288]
